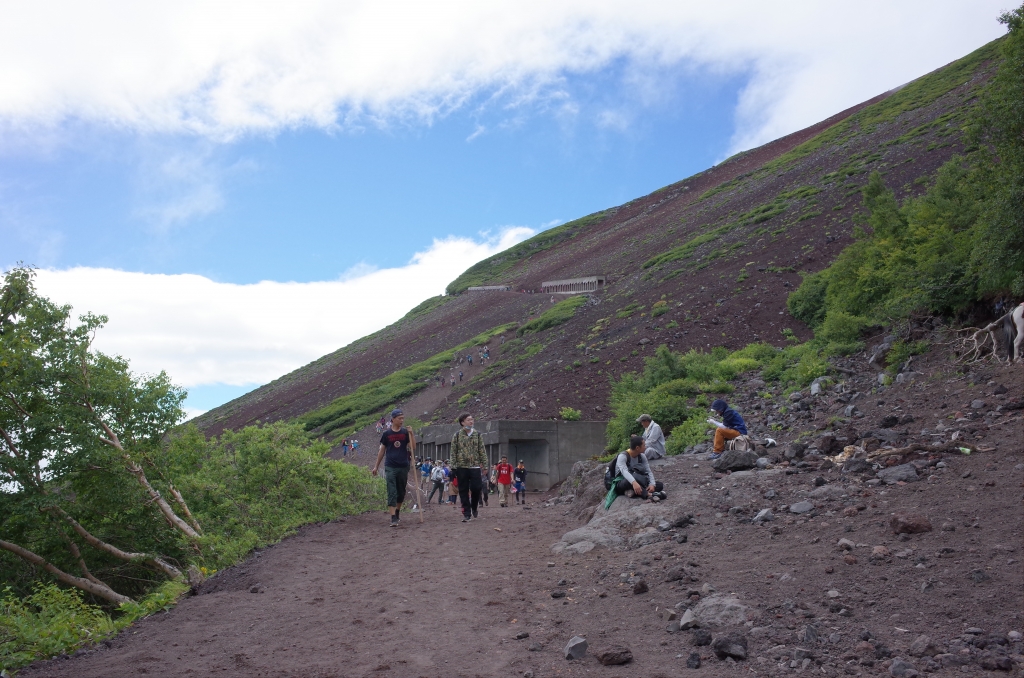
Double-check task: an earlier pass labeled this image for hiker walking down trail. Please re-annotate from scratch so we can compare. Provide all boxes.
[371,409,416,527]
[513,460,527,505]
[637,414,665,460]
[427,462,446,504]
[450,413,486,522]
[707,398,748,461]
[613,435,666,501]
[479,464,490,507]
[495,456,513,507]
[419,458,432,490]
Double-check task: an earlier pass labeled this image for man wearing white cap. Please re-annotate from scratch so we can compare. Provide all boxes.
[636,414,665,460]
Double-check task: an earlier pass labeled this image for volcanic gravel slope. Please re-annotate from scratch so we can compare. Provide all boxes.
[194,40,1003,433]
[22,348,1023,677]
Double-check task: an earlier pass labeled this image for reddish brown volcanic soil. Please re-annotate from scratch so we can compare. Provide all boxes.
[194,51,995,434]
[23,353,1023,677]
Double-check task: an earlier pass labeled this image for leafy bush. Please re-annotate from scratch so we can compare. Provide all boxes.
[651,305,669,317]
[559,407,582,421]
[1,584,116,673]
[787,17,1024,325]
[162,423,384,569]
[517,296,586,336]
[884,340,930,375]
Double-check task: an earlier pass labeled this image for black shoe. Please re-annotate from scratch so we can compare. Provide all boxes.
[462,513,472,522]
[390,515,398,527]
[472,509,478,518]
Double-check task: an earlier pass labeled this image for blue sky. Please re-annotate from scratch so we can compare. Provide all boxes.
[0,2,1008,416]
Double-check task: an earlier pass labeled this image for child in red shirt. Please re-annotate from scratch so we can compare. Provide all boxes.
[495,456,514,507]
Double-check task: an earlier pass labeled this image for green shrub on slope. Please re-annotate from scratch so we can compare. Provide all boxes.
[302,323,516,435]
[517,295,586,336]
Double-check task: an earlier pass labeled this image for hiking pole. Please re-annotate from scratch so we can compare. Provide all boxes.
[410,465,426,524]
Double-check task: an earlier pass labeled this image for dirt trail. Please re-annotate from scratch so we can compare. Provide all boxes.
[23,356,1024,678]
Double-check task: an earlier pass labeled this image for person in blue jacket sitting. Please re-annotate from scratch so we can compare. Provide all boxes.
[708,398,747,460]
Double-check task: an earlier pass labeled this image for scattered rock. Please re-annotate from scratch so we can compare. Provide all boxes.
[817,434,840,455]
[632,580,649,594]
[993,384,1007,395]
[693,594,750,627]
[786,442,807,459]
[891,513,932,535]
[516,631,530,640]
[970,399,985,409]
[692,629,712,646]
[908,635,938,657]
[940,522,956,532]
[837,538,856,550]
[879,415,900,428]
[799,625,819,644]
[664,567,688,583]
[878,463,920,484]
[712,449,759,472]
[596,646,633,666]
[789,392,804,402]
[686,651,702,669]
[711,633,748,660]
[789,501,814,514]
[970,569,990,584]
[564,636,588,660]
[528,643,542,652]
[843,458,873,474]
[872,545,891,557]
[551,590,566,599]
[753,508,774,523]
[679,608,699,630]
[813,475,827,486]
[888,657,918,677]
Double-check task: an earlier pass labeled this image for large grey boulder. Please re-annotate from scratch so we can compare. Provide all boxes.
[692,594,751,627]
[711,449,758,472]
[877,463,919,485]
[711,633,748,660]
[564,636,588,660]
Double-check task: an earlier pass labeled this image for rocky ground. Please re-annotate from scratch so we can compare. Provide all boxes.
[22,347,1023,677]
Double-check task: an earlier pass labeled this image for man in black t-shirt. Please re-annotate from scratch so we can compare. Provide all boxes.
[372,409,416,527]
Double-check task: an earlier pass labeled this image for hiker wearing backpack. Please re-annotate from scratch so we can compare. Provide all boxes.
[607,435,666,501]
[708,399,748,461]
[513,460,528,505]
[450,413,487,522]
[427,462,446,504]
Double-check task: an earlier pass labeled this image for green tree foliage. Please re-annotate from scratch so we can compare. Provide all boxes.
[1,267,195,606]
[160,423,383,568]
[789,9,1024,329]
[1,269,385,670]
[968,5,1024,296]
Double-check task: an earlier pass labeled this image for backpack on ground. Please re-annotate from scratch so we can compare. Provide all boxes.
[726,435,754,452]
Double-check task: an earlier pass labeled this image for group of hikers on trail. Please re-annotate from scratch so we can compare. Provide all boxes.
[370,410,530,526]
[370,398,747,525]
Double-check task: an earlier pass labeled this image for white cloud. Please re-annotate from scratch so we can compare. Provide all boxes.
[32,226,534,389]
[0,2,1007,151]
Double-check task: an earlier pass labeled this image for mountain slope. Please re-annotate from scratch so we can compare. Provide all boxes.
[196,38,1002,438]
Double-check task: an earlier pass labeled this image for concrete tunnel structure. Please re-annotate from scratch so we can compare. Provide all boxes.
[414,420,607,492]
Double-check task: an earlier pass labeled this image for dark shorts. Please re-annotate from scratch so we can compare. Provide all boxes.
[385,466,409,507]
